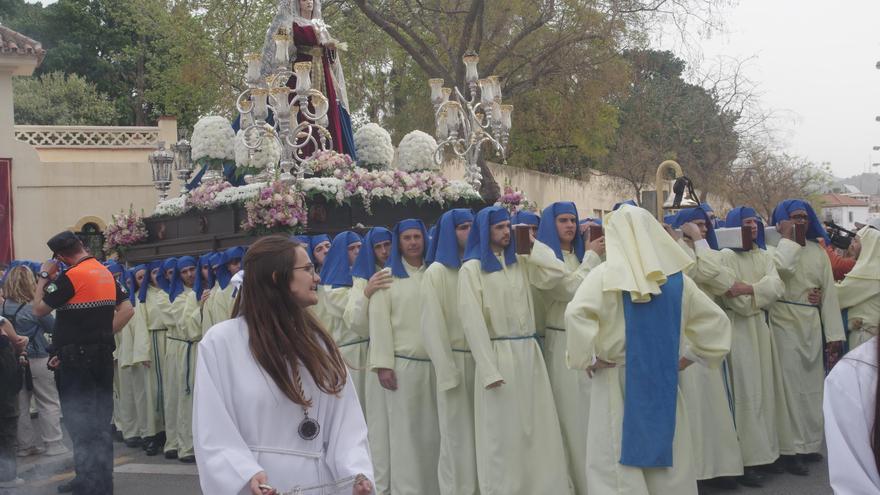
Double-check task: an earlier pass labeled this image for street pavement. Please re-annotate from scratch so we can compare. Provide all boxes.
[7,442,834,495]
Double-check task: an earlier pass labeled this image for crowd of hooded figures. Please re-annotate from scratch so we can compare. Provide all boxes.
[35,196,880,494]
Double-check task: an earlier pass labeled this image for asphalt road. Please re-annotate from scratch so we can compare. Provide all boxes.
[9,444,833,495]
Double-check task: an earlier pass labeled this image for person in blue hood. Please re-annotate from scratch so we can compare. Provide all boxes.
[532,201,606,494]
[368,219,439,494]
[346,226,394,492]
[419,208,477,493]
[714,206,785,484]
[458,206,572,494]
[768,199,845,476]
[510,210,540,238]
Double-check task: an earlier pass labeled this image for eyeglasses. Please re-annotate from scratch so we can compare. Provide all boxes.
[293,263,316,275]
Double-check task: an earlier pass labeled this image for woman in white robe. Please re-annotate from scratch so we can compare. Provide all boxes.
[194,235,373,495]
[824,335,880,493]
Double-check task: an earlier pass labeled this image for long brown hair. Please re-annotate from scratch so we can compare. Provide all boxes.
[238,235,347,407]
[4,266,36,304]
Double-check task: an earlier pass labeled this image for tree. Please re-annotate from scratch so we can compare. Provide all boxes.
[13,71,118,125]
[598,49,740,199]
[720,139,831,220]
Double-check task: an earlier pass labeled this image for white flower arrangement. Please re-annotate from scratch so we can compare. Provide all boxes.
[394,130,439,172]
[215,182,267,206]
[191,116,235,164]
[442,179,482,202]
[153,196,187,217]
[301,177,347,204]
[234,126,282,170]
[354,123,394,169]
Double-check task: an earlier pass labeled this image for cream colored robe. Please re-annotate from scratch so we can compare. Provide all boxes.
[347,275,390,495]
[322,285,369,412]
[421,262,479,495]
[836,276,880,350]
[155,290,180,453]
[530,241,602,495]
[118,303,151,439]
[677,241,744,479]
[717,247,784,466]
[459,255,573,495]
[174,289,202,458]
[769,238,845,455]
[368,260,441,495]
[143,286,169,436]
[565,264,732,495]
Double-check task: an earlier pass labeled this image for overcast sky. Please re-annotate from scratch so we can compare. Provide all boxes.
[23,0,880,179]
[657,0,880,179]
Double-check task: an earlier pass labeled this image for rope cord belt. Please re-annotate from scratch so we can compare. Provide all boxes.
[167,336,200,395]
[259,473,368,495]
[546,326,565,332]
[491,333,540,341]
[778,300,819,309]
[338,338,369,348]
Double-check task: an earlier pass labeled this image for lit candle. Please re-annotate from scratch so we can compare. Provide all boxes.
[293,62,312,94]
[463,53,480,83]
[429,78,444,105]
[500,104,513,131]
[446,102,461,135]
[488,75,502,102]
[479,79,494,108]
[252,88,269,121]
[244,53,262,84]
[270,87,291,118]
[273,33,291,67]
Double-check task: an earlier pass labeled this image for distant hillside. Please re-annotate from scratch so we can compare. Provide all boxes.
[830,173,880,195]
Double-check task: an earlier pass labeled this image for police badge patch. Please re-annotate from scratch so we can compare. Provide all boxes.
[46,283,57,294]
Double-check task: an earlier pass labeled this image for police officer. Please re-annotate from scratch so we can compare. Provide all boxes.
[32,231,134,495]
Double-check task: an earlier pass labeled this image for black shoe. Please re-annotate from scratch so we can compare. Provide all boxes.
[178,455,196,464]
[124,436,143,448]
[145,440,161,456]
[112,429,124,443]
[738,467,765,487]
[701,476,739,490]
[800,452,823,463]
[782,455,809,476]
[165,449,178,460]
[57,478,80,493]
[756,460,785,474]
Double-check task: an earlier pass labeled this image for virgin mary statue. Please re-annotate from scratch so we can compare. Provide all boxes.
[262,0,358,160]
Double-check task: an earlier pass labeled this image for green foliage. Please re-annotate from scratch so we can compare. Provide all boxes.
[13,71,118,125]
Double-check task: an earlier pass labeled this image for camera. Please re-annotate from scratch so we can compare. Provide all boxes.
[824,221,856,251]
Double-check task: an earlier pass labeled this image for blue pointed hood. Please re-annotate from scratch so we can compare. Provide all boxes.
[194,254,216,301]
[158,257,177,295]
[510,210,540,226]
[671,207,719,250]
[351,227,393,280]
[725,206,766,250]
[128,265,146,306]
[388,219,427,278]
[537,202,585,262]
[319,231,363,288]
[580,217,602,226]
[139,260,164,303]
[771,199,830,244]
[464,206,517,273]
[170,256,197,302]
[308,234,332,265]
[426,209,474,268]
[105,261,125,281]
[216,247,246,290]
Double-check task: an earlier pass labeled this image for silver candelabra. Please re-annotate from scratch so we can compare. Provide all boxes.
[149,141,175,202]
[237,28,334,182]
[430,52,513,190]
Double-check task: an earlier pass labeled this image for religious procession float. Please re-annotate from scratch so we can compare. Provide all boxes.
[112,0,528,264]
